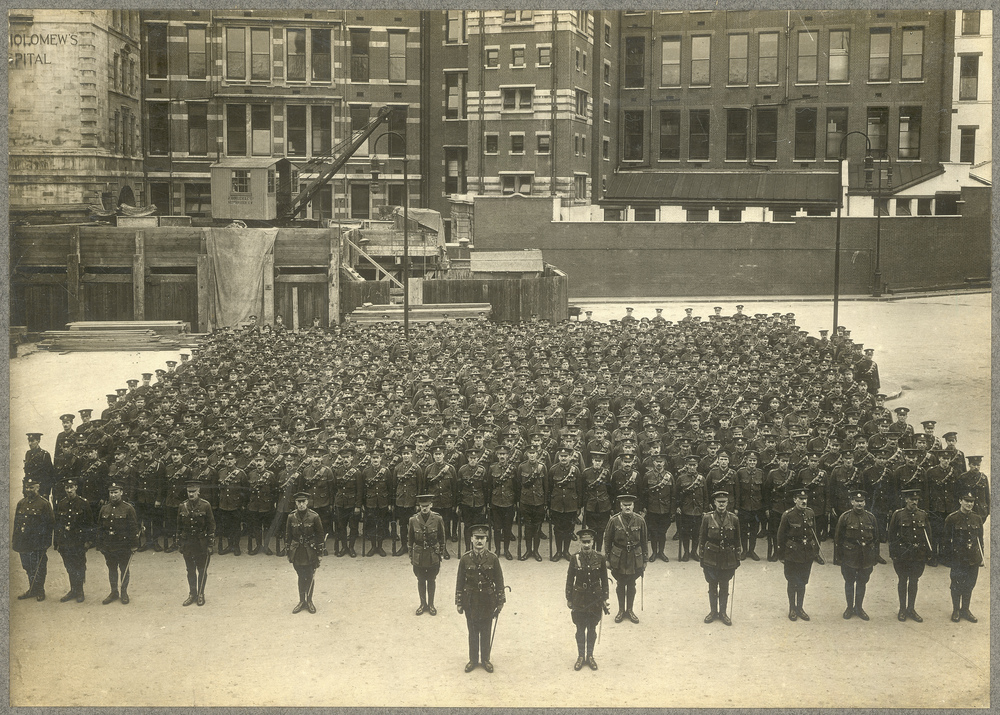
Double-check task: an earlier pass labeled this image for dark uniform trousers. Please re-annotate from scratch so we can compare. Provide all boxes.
[584,510,610,549]
[456,550,505,665]
[888,507,931,613]
[490,505,514,552]
[177,499,215,597]
[944,509,983,615]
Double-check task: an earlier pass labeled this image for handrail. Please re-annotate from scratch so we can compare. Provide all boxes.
[343,235,403,289]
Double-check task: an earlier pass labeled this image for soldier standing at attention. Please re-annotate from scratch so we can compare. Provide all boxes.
[409,494,446,616]
[285,491,324,614]
[604,494,648,624]
[698,490,741,625]
[23,432,55,500]
[177,480,215,607]
[581,450,613,550]
[833,489,880,620]
[53,477,92,603]
[96,482,139,605]
[675,455,706,561]
[642,453,675,562]
[889,488,932,622]
[777,488,825,621]
[548,448,583,562]
[12,476,55,602]
[565,528,608,670]
[456,524,506,673]
[944,491,984,623]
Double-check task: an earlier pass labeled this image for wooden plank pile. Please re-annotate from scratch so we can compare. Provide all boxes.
[39,320,191,352]
[346,303,491,325]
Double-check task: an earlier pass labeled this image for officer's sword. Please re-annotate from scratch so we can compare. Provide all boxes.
[198,553,212,597]
[489,585,513,650]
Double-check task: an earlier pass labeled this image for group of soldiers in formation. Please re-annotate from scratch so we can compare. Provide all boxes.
[14,305,989,671]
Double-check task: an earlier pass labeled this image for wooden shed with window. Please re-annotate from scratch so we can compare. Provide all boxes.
[210,157,293,221]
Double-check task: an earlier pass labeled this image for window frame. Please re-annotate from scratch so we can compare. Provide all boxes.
[793,107,818,161]
[445,72,468,120]
[622,109,644,162]
[828,30,849,83]
[658,109,681,161]
[897,106,921,160]
[900,27,923,81]
[689,109,710,161]
[446,11,467,44]
[691,35,712,87]
[146,22,168,79]
[350,28,370,83]
[825,107,848,160]
[758,31,779,85]
[624,36,645,88]
[959,55,979,101]
[959,127,976,164]
[536,133,551,155]
[661,35,681,87]
[187,25,207,80]
[796,30,818,84]
[484,133,499,155]
[388,30,407,84]
[755,107,778,161]
[231,169,251,195]
[728,33,748,86]
[509,132,525,156]
[868,28,891,83]
[186,102,208,156]
[725,107,749,161]
[148,100,170,156]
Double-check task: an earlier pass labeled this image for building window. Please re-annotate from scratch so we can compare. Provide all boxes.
[510,134,525,155]
[226,27,270,81]
[603,100,611,123]
[686,208,709,222]
[605,208,623,221]
[771,209,795,223]
[511,47,525,68]
[128,59,135,94]
[226,27,245,80]
[351,183,370,219]
[504,10,532,23]
[251,105,271,155]
[634,207,657,222]
[184,183,210,217]
[602,138,609,160]
[869,28,890,82]
[917,198,932,215]
[351,29,370,82]
[582,136,586,156]
[251,29,270,80]
[758,32,778,84]
[388,31,407,83]
[828,30,849,82]
[691,36,711,86]
[226,104,246,155]
[901,28,923,81]
[446,73,467,120]
[186,26,207,79]
[582,53,587,74]
[875,198,889,217]
[267,170,275,194]
[575,175,587,201]
[797,30,817,83]
[231,169,250,194]
[897,107,921,159]
[574,11,586,29]
[623,110,644,161]
[287,29,307,81]
[718,208,743,222]
[661,36,681,86]
[825,108,848,160]
[537,134,551,155]
[187,103,207,155]
[144,24,167,80]
[659,110,680,160]
[605,23,611,46]
[485,47,499,68]
[388,107,406,157]
[148,102,169,155]
[959,127,976,163]
[575,90,588,117]
[959,56,979,100]
[794,108,817,160]
[574,135,579,155]
[728,34,748,85]
[867,107,888,159]
[501,175,532,195]
[312,29,331,82]
[936,195,961,216]
[502,87,533,111]
[689,109,710,161]
[444,147,467,194]
[603,61,611,84]
[895,199,911,216]
[538,46,551,67]
[350,105,370,156]
[112,52,119,90]
[484,134,498,154]
[575,48,581,71]
[726,108,749,161]
[111,110,119,153]
[287,106,307,156]
[312,106,332,155]
[962,10,980,35]
[755,107,778,160]
[624,36,645,88]
[446,11,466,44]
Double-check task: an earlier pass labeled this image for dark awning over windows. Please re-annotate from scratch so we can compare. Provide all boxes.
[603,170,840,209]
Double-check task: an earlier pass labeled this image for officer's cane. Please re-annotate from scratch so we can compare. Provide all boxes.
[28,553,45,594]
[640,572,644,611]
[198,553,212,598]
[730,568,736,621]
[121,550,136,588]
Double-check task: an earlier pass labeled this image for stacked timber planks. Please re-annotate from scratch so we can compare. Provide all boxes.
[347,303,491,325]
[39,329,181,352]
[67,320,190,336]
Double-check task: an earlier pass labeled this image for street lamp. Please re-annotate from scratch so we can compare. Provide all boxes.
[833,131,874,336]
[370,130,409,340]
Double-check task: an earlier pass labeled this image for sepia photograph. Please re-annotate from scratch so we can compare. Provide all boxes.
[7,7,992,709]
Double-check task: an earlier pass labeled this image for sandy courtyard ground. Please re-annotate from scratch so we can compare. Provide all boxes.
[7,294,991,708]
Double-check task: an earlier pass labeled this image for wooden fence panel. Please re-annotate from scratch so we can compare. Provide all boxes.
[340,281,391,318]
[81,281,134,321]
[13,282,69,331]
[12,227,73,267]
[79,229,135,267]
[146,276,199,327]
[276,281,331,327]
[421,275,567,323]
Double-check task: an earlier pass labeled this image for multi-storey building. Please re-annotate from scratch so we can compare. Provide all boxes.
[951,9,991,180]
[139,9,423,222]
[601,9,957,222]
[9,9,143,221]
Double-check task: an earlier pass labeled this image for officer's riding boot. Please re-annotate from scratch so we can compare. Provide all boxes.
[843,582,855,619]
[748,533,759,560]
[719,593,731,625]
[347,537,357,558]
[532,533,542,562]
[76,581,85,603]
[950,591,962,622]
[293,586,306,614]
[276,535,285,557]
[103,571,119,605]
[705,590,718,623]
[416,581,428,615]
[796,587,809,620]
[426,581,437,615]
[960,593,977,623]
[787,584,797,621]
[906,582,922,622]
[232,533,241,556]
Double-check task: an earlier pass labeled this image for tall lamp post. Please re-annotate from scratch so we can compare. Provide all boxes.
[833,131,874,336]
[370,130,409,340]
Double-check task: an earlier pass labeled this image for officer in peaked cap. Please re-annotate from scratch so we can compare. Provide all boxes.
[286,491,323,614]
[96,481,139,605]
[944,490,984,623]
[12,476,55,602]
[833,489,879,620]
[603,494,647,624]
[565,527,608,671]
[697,490,740,626]
[409,494,446,616]
[53,477,92,603]
[456,524,506,673]
[177,480,215,607]
[777,487,824,622]
[888,487,932,622]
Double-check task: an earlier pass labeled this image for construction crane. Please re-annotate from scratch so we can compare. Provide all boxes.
[278,105,394,224]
